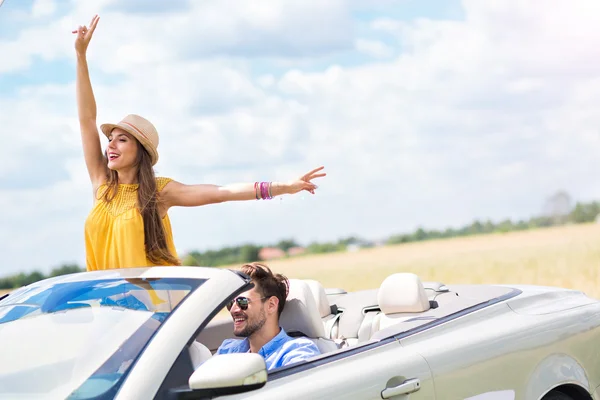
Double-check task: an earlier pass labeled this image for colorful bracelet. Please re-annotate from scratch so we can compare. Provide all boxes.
[255,181,273,200]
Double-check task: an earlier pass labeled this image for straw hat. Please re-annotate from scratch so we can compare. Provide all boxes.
[100,114,160,166]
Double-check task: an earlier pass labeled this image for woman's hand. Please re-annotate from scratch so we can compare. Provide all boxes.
[73,15,99,55]
[286,166,327,195]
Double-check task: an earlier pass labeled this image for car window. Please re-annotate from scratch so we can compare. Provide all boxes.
[0,277,206,400]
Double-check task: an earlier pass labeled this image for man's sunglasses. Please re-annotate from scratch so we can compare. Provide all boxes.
[226,296,267,311]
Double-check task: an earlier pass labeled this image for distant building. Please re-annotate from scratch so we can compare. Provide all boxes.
[287,247,306,256]
[258,247,286,261]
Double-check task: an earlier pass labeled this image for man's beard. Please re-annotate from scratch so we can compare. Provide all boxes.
[236,308,267,338]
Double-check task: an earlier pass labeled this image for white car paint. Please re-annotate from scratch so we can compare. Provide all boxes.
[465,391,516,400]
[1,267,599,400]
[116,268,248,400]
[219,341,436,400]
[398,298,600,399]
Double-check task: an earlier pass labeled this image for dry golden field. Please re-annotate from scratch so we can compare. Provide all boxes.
[1,223,598,299]
[253,223,600,299]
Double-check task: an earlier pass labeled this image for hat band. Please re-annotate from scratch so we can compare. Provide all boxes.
[121,121,151,143]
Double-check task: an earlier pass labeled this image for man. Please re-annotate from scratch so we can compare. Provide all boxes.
[216,263,321,370]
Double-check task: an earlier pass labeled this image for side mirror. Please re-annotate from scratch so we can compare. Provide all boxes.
[183,353,267,398]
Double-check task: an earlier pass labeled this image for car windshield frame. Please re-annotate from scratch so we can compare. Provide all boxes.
[0,276,207,400]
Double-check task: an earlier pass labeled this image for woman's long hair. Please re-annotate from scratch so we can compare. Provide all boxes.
[103,141,181,266]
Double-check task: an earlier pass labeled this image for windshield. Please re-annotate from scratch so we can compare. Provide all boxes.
[0,277,205,400]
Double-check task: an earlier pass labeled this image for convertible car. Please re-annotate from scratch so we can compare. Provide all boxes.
[0,266,599,400]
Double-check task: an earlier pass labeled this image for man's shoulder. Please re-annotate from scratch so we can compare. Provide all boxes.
[274,335,321,368]
[281,336,321,353]
[285,336,318,346]
[217,338,247,354]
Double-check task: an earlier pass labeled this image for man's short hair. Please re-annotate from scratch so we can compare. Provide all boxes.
[241,263,289,317]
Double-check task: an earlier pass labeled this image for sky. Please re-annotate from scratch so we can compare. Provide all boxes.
[0,0,599,275]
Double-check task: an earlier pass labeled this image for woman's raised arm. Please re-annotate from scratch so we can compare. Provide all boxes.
[73,15,106,190]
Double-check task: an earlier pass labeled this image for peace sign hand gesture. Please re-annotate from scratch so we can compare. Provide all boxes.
[286,166,327,195]
[73,15,99,55]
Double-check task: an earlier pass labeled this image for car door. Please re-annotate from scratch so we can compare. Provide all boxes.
[222,338,436,400]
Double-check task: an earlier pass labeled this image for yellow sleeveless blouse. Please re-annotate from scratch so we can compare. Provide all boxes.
[84,177,178,271]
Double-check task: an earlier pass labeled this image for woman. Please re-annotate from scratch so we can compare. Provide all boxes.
[74,15,326,271]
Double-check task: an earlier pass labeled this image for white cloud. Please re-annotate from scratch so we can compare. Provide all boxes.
[32,0,56,18]
[0,17,74,73]
[1,0,355,74]
[67,0,355,71]
[355,38,394,58]
[2,0,600,275]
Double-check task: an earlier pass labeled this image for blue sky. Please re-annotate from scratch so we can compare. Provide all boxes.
[0,0,599,275]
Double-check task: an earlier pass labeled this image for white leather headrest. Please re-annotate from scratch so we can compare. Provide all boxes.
[304,279,331,318]
[189,341,212,369]
[378,273,430,314]
[279,279,327,338]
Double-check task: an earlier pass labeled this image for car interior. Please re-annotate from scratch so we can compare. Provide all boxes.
[188,272,516,368]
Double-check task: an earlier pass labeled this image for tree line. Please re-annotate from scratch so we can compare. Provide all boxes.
[0,264,83,290]
[387,200,599,244]
[1,198,598,290]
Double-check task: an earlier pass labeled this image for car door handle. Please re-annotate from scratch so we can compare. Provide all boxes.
[381,378,421,398]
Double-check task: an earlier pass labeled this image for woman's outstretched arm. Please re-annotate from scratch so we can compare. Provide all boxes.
[161,166,327,208]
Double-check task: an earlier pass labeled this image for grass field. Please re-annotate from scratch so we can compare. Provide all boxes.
[254,223,600,299]
[1,223,599,299]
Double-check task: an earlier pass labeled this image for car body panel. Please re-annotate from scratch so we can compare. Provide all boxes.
[398,290,600,400]
[222,340,436,400]
[502,284,599,315]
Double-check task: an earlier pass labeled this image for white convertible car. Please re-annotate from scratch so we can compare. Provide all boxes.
[0,266,599,400]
